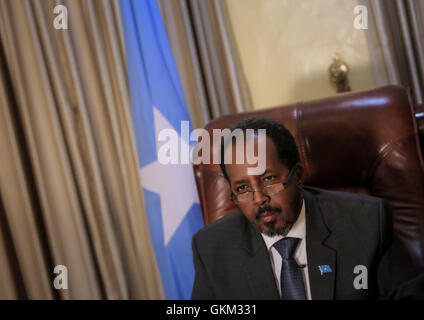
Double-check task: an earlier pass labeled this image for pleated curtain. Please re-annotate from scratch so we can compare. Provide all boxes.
[158,0,253,128]
[0,0,164,299]
[360,0,424,105]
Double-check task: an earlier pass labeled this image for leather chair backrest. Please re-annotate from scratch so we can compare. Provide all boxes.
[193,85,424,270]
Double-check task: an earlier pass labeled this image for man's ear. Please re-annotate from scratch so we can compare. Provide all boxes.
[293,162,304,187]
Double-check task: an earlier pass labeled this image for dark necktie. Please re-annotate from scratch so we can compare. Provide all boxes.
[273,237,306,300]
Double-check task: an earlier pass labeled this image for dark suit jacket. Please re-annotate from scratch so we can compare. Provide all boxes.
[191,186,423,299]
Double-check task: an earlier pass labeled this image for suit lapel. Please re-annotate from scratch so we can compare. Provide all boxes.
[243,223,280,299]
[304,189,337,300]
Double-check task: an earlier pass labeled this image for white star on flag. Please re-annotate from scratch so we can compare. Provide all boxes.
[139,107,200,245]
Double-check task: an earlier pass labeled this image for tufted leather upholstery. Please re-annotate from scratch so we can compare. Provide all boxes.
[193,85,424,271]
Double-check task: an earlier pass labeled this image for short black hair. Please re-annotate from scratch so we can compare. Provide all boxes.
[219,117,300,181]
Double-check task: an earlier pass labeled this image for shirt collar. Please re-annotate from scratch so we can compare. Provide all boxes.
[261,199,306,251]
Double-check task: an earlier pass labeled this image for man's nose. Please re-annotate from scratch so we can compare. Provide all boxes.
[253,190,270,206]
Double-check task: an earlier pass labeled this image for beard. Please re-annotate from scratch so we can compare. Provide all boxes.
[255,205,294,237]
[262,220,294,237]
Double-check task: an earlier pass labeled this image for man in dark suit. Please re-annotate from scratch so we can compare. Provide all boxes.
[191,117,422,300]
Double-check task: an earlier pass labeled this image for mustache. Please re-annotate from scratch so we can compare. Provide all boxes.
[255,205,282,220]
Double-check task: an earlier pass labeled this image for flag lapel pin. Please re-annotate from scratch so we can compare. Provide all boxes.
[318,265,332,276]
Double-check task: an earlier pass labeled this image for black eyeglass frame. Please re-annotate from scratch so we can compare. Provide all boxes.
[230,167,296,204]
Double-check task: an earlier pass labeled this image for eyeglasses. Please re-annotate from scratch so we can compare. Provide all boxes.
[230,168,295,204]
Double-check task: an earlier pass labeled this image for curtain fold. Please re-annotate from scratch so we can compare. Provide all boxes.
[158,0,253,127]
[0,0,163,299]
[361,0,424,105]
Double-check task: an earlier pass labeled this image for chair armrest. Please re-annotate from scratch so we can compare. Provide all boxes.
[416,104,424,155]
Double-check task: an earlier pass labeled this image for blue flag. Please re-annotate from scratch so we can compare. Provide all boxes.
[318,265,332,275]
[119,0,204,299]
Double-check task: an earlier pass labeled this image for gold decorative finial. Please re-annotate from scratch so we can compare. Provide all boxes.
[329,54,351,93]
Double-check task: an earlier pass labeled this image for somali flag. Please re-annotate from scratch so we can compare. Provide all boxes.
[318,265,332,275]
[119,0,204,299]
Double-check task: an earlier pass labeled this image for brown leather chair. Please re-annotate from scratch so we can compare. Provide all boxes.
[193,85,424,271]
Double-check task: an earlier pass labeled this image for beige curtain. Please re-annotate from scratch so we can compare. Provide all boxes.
[361,0,424,105]
[0,0,163,299]
[158,0,253,128]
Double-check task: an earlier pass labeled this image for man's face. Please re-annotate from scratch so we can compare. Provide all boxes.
[224,135,303,236]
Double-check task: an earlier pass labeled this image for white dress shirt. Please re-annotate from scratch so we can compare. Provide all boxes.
[261,199,312,300]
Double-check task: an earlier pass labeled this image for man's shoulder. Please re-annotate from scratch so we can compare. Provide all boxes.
[304,186,390,232]
[304,186,384,208]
